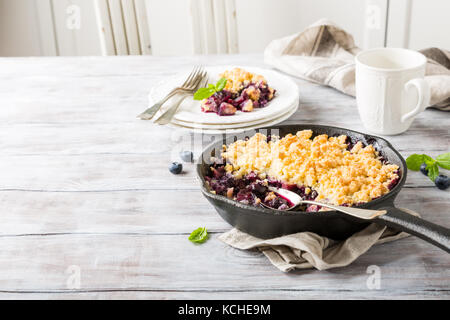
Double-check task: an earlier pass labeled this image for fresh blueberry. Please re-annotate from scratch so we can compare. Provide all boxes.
[435,175,450,190]
[180,150,193,163]
[420,163,428,176]
[169,162,183,175]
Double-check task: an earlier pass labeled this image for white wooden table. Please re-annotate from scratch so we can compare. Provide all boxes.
[0,55,448,300]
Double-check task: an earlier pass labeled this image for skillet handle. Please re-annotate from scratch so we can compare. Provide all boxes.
[375,207,450,253]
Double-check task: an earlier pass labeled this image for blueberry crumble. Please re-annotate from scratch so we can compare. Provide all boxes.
[201,68,276,116]
[204,130,401,211]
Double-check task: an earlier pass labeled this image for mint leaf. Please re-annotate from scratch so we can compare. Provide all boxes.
[406,154,424,171]
[423,155,436,168]
[422,154,434,162]
[189,227,208,243]
[427,163,439,182]
[193,87,216,100]
[406,152,448,183]
[215,78,227,92]
[436,152,450,170]
[193,78,227,101]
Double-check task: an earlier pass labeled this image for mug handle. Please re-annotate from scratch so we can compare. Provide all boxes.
[401,78,431,123]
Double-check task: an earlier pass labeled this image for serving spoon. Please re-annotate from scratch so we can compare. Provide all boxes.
[261,186,387,220]
[260,186,450,253]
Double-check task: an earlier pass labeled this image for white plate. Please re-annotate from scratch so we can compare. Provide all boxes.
[148,65,299,125]
[171,99,298,129]
[166,103,298,134]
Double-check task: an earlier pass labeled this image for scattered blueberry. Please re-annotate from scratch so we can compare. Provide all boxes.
[420,163,428,176]
[169,162,183,175]
[435,175,450,190]
[180,150,194,163]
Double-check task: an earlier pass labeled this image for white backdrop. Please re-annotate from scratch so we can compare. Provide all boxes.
[0,0,449,56]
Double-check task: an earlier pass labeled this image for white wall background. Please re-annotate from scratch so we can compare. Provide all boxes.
[145,0,195,55]
[234,0,369,53]
[0,0,449,57]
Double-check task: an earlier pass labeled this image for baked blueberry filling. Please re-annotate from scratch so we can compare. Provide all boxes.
[201,81,275,116]
[205,164,297,210]
[205,163,327,211]
[204,134,401,212]
[205,163,400,211]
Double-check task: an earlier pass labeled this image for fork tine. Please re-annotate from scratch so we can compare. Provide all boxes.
[197,71,208,89]
[185,68,206,92]
[179,67,197,88]
[184,66,202,89]
[181,67,197,88]
[186,66,202,87]
[186,67,204,90]
[180,66,198,88]
[186,73,200,90]
[195,70,207,89]
[187,75,202,90]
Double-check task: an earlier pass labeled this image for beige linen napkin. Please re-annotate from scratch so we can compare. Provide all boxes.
[219,208,418,272]
[264,19,450,110]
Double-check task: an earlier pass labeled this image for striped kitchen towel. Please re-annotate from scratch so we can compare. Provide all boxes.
[264,19,450,111]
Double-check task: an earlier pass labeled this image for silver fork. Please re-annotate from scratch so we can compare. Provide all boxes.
[138,66,204,120]
[154,70,208,125]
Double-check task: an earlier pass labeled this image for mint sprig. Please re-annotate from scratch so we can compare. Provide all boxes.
[406,152,450,182]
[215,77,227,91]
[193,78,227,100]
[188,227,208,244]
[435,153,450,170]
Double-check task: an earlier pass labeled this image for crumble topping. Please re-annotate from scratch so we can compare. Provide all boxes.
[221,130,399,206]
[219,68,266,93]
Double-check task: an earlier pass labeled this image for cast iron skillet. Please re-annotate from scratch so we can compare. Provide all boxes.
[196,124,450,253]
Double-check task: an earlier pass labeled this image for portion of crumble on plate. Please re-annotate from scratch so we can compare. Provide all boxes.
[201,68,276,116]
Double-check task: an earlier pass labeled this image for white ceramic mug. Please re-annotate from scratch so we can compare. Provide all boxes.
[355,48,430,135]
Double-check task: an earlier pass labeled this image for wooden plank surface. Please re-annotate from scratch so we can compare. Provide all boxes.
[0,188,447,235]
[0,54,448,299]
